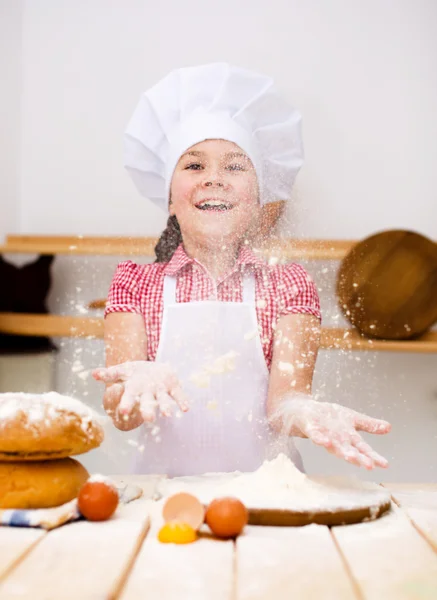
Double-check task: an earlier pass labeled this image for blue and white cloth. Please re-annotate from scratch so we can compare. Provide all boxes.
[0,483,143,530]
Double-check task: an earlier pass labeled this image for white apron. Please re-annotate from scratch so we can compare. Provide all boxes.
[133,271,303,476]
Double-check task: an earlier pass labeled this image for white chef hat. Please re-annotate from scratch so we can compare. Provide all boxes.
[124,62,303,211]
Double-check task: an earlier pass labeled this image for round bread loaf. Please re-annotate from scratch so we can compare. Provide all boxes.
[0,392,104,461]
[0,457,90,509]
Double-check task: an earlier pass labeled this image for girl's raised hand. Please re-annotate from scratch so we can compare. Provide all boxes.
[93,361,190,424]
[270,395,391,470]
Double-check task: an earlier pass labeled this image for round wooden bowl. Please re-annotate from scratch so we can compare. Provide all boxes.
[336,230,437,340]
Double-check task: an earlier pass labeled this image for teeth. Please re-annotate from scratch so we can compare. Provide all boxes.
[197,200,232,210]
[199,204,227,210]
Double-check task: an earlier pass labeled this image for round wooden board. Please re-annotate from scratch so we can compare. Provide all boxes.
[336,229,437,340]
[157,474,393,527]
[247,499,391,527]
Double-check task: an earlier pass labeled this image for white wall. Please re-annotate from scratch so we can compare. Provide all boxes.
[18,0,437,239]
[0,0,23,241]
[3,0,437,481]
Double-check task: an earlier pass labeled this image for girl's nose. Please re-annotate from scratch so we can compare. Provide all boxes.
[204,180,224,187]
[203,171,225,188]
[202,164,226,188]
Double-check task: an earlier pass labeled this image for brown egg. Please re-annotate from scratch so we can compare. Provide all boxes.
[205,496,248,539]
[78,479,119,521]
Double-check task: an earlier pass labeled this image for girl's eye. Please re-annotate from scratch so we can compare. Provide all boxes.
[227,163,246,171]
[185,163,203,170]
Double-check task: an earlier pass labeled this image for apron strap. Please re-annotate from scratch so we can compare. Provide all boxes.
[242,272,256,304]
[163,274,177,305]
[163,272,256,305]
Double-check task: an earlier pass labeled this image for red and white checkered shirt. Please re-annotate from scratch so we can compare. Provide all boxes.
[105,244,321,370]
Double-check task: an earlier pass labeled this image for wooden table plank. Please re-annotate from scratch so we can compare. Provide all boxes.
[383,484,437,493]
[332,506,437,599]
[0,512,150,599]
[121,537,234,600]
[383,484,437,553]
[0,529,45,582]
[236,524,358,600]
[120,500,234,600]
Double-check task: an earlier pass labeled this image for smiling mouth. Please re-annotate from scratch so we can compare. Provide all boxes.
[195,199,235,212]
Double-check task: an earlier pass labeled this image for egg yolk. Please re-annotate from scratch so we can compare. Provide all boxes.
[157,521,197,544]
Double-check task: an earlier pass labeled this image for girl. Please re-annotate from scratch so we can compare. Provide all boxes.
[93,63,391,476]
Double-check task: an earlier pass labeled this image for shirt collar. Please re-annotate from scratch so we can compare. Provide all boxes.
[163,243,267,276]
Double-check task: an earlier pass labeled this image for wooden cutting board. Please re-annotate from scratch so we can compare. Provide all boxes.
[336,229,437,339]
[156,473,392,527]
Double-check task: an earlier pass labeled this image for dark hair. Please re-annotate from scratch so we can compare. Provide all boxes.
[154,214,183,262]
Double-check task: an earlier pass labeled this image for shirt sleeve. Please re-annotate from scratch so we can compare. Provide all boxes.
[277,263,322,321]
[104,261,142,317]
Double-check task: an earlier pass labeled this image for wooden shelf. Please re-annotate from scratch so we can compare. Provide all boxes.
[0,313,104,338]
[0,235,355,260]
[321,327,437,353]
[0,313,436,352]
[1,234,436,353]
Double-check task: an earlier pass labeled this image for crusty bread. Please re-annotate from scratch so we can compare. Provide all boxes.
[0,392,104,461]
[0,458,89,509]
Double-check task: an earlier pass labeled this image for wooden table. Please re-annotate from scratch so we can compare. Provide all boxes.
[1,479,437,599]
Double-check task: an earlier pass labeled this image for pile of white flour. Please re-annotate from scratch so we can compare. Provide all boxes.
[158,453,391,514]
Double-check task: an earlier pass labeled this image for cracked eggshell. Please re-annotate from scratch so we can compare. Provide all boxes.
[162,492,205,530]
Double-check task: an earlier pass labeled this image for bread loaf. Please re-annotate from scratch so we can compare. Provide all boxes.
[0,458,89,509]
[0,392,104,461]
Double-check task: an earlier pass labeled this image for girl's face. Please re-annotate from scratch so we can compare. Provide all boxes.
[169,139,261,248]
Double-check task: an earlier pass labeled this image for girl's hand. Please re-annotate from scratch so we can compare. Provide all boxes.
[93,361,190,424]
[101,383,143,431]
[270,395,391,470]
